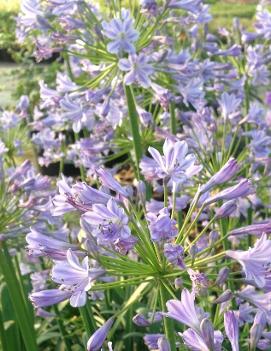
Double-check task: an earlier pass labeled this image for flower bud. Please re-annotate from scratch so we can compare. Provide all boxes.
[204,179,254,206]
[214,290,233,304]
[215,267,230,286]
[200,158,239,194]
[174,277,183,289]
[215,200,237,219]
[209,230,219,245]
[137,180,146,204]
[229,222,271,236]
[132,314,150,327]
[87,318,114,351]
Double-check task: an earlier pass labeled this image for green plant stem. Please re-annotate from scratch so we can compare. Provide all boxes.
[53,305,73,351]
[191,251,226,266]
[0,309,8,351]
[177,211,183,231]
[124,85,143,179]
[175,188,201,244]
[159,285,176,351]
[0,243,37,351]
[187,216,216,250]
[180,204,205,245]
[14,255,34,322]
[79,302,96,336]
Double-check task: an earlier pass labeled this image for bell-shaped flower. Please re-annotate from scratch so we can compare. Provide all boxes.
[165,288,202,332]
[180,327,223,351]
[30,289,71,308]
[96,168,130,197]
[52,175,110,215]
[52,249,104,307]
[227,233,271,288]
[26,226,78,260]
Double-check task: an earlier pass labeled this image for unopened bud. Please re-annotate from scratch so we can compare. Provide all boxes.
[216,267,229,286]
[214,289,233,304]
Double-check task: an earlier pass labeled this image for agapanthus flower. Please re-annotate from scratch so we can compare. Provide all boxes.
[157,337,170,351]
[140,138,199,184]
[224,311,239,351]
[60,94,85,133]
[217,44,241,57]
[165,288,202,331]
[17,0,46,40]
[101,9,138,55]
[246,45,270,86]
[82,198,134,252]
[96,168,130,197]
[246,130,271,158]
[167,0,202,13]
[30,270,50,292]
[119,54,154,88]
[140,0,158,15]
[180,327,223,351]
[26,226,78,260]
[255,5,271,36]
[16,95,29,117]
[147,208,178,242]
[52,176,110,215]
[164,243,185,268]
[143,334,164,350]
[30,289,72,308]
[133,314,151,327]
[8,160,50,194]
[188,269,209,296]
[52,249,104,307]
[218,92,242,120]
[236,302,255,326]
[227,233,271,288]
[238,286,271,317]
[180,78,205,108]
